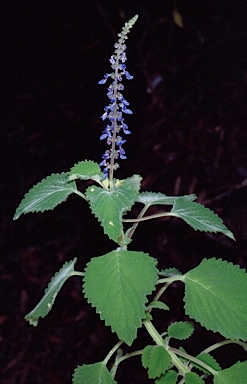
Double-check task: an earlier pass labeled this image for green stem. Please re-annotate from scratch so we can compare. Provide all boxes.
[143,320,190,375]
[103,340,124,365]
[126,204,150,239]
[73,189,88,200]
[124,211,172,222]
[72,271,85,277]
[110,350,143,378]
[201,339,247,354]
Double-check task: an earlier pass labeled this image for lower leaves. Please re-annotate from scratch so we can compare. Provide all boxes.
[83,249,158,345]
[72,363,117,384]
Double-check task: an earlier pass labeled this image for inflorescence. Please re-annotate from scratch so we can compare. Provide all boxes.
[98,15,138,181]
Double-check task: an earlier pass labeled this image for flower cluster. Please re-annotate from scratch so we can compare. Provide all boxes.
[98,15,138,180]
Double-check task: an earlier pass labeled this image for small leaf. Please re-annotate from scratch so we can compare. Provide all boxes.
[167,321,194,340]
[14,173,77,220]
[147,301,170,311]
[194,353,221,373]
[184,258,247,341]
[72,362,117,384]
[214,361,247,384]
[170,198,235,240]
[155,370,178,384]
[83,250,158,345]
[136,192,196,206]
[25,258,77,326]
[69,160,102,183]
[185,371,204,384]
[142,345,171,379]
[86,179,140,243]
[159,268,182,277]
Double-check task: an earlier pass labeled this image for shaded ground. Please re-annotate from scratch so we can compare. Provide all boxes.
[1,1,247,383]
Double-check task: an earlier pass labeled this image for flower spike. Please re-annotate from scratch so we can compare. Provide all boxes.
[98,15,138,184]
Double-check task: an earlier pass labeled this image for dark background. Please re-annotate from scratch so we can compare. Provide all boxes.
[1,1,247,383]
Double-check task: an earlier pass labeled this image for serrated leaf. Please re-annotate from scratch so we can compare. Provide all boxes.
[83,250,158,345]
[185,371,204,384]
[159,268,182,277]
[69,160,102,183]
[170,198,235,240]
[147,301,170,311]
[194,353,221,373]
[155,370,178,384]
[14,173,77,220]
[116,174,142,192]
[184,258,247,341]
[25,258,77,326]
[136,192,196,206]
[167,321,194,340]
[142,345,171,379]
[86,180,140,243]
[72,362,117,384]
[214,361,247,384]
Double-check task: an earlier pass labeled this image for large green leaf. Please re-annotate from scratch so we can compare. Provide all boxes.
[170,198,235,240]
[69,160,102,183]
[72,362,117,384]
[86,176,141,243]
[25,258,77,326]
[167,321,194,340]
[142,345,171,379]
[136,192,196,206]
[14,173,77,220]
[83,250,158,345]
[214,361,247,384]
[155,370,178,384]
[194,353,221,374]
[184,258,247,340]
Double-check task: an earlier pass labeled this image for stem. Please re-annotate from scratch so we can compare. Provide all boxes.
[126,204,150,239]
[103,340,124,365]
[72,271,85,277]
[110,350,143,378]
[143,320,190,375]
[201,339,247,354]
[124,211,172,222]
[168,347,216,376]
[73,189,88,200]
[151,282,172,304]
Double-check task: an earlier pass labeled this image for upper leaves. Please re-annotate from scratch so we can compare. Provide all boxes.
[136,191,196,206]
[83,249,158,345]
[167,321,194,340]
[25,258,77,326]
[86,175,141,243]
[69,160,102,183]
[14,173,77,220]
[184,258,247,341]
[72,363,116,384]
[170,198,235,240]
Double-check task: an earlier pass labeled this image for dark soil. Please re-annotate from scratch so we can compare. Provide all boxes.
[1,1,247,383]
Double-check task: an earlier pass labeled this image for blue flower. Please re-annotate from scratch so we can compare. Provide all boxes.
[98,15,138,182]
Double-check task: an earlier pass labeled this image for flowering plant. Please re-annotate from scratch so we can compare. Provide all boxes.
[14,15,247,384]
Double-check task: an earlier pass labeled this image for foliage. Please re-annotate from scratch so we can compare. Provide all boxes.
[14,15,246,384]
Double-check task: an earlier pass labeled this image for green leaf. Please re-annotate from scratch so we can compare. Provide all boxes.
[185,371,204,384]
[184,258,247,341]
[86,177,141,243]
[142,345,171,379]
[159,268,182,277]
[155,370,178,384]
[69,160,102,183]
[72,362,117,384]
[214,361,247,384]
[136,191,196,206]
[170,198,235,240]
[83,250,158,345]
[194,353,221,373]
[147,301,170,311]
[25,258,77,326]
[14,173,77,220]
[167,321,194,340]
